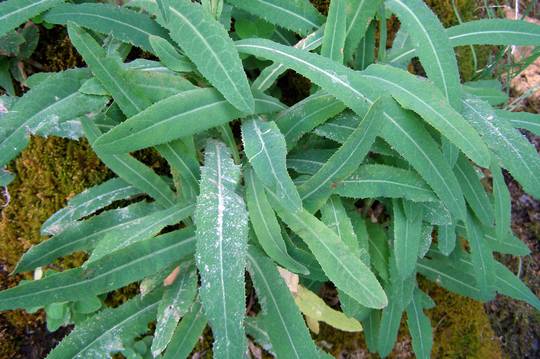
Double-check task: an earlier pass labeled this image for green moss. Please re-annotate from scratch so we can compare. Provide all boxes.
[423,280,503,359]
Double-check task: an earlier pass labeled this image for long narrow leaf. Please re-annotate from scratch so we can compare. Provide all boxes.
[268,191,387,309]
[344,0,380,61]
[0,229,196,310]
[152,261,198,357]
[247,246,320,358]
[15,201,158,273]
[194,140,249,358]
[321,0,346,62]
[226,0,324,36]
[0,69,105,167]
[166,0,254,113]
[44,3,169,52]
[298,98,382,211]
[94,88,284,154]
[83,119,176,207]
[361,64,489,166]
[244,167,308,274]
[0,0,63,37]
[462,95,540,199]
[68,23,152,117]
[40,178,142,236]
[242,116,301,210]
[386,0,461,109]
[162,300,207,359]
[335,164,437,202]
[47,290,162,359]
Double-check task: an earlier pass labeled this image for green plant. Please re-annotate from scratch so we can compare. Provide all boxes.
[0,22,40,95]
[0,0,539,358]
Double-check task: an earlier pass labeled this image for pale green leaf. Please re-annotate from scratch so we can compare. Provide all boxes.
[298,98,382,211]
[437,224,456,256]
[166,0,254,113]
[242,116,301,210]
[454,155,494,226]
[0,0,63,37]
[377,255,415,357]
[321,196,359,255]
[287,149,333,175]
[344,0,380,61]
[495,109,540,136]
[295,285,362,332]
[16,202,158,273]
[194,140,248,359]
[393,200,423,279]
[386,0,461,109]
[247,246,320,358]
[321,0,346,63]
[245,317,275,356]
[464,211,496,300]
[162,300,207,359]
[83,119,177,207]
[447,19,540,46]
[406,288,434,359]
[335,164,437,202]
[463,80,508,106]
[88,202,195,263]
[46,291,162,359]
[149,35,196,73]
[40,178,142,236]
[361,310,380,353]
[44,3,169,52]
[491,161,511,242]
[492,261,540,311]
[156,138,200,202]
[0,228,196,310]
[275,90,345,150]
[244,168,308,274]
[366,221,389,282]
[68,23,152,117]
[354,21,376,70]
[0,69,106,167]
[123,69,196,103]
[226,0,324,36]
[152,261,198,357]
[425,248,540,309]
[94,88,284,154]
[455,223,530,256]
[417,253,483,301]
[462,95,540,199]
[252,27,324,91]
[361,64,490,167]
[267,191,387,309]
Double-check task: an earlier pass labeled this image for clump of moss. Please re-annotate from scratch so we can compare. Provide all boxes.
[1,136,109,271]
[422,280,503,359]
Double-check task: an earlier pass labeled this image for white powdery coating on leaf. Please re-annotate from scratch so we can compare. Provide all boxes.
[195,140,248,357]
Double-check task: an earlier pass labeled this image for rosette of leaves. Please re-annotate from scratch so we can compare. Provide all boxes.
[0,0,540,358]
